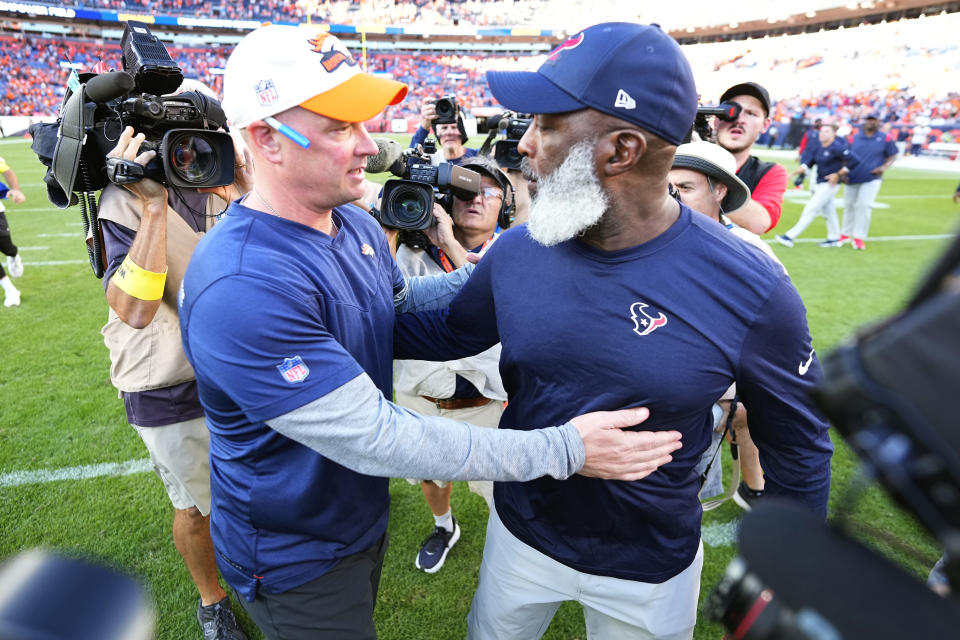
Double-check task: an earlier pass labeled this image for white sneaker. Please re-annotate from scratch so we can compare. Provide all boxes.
[774,234,794,248]
[3,288,20,307]
[7,254,23,278]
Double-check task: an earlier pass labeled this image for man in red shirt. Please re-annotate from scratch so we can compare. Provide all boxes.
[714,82,788,235]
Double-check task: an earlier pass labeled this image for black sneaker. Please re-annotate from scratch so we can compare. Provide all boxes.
[414,518,461,574]
[197,596,248,640]
[733,481,765,511]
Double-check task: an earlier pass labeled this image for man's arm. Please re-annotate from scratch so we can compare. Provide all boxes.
[871,143,899,176]
[736,277,833,516]
[1,168,24,203]
[409,99,437,149]
[103,128,169,329]
[183,275,682,484]
[269,372,682,482]
[728,162,787,234]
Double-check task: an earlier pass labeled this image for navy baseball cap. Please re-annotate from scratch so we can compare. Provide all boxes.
[866,112,881,120]
[720,82,771,116]
[486,22,697,146]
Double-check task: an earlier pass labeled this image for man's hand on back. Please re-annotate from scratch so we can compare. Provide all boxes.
[571,407,682,481]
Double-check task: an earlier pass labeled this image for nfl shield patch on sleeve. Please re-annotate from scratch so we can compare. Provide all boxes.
[277,356,310,383]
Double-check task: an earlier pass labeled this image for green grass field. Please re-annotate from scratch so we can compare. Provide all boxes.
[0,135,956,639]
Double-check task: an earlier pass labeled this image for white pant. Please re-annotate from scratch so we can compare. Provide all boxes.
[784,181,840,241]
[467,508,703,640]
[841,180,883,240]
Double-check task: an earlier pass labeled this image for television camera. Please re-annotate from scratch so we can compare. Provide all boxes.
[365,138,481,230]
[28,20,234,277]
[704,231,960,638]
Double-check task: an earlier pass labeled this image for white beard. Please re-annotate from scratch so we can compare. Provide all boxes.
[527,141,609,247]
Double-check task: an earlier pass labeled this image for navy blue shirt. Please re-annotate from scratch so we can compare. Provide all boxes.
[802,137,855,183]
[397,207,833,583]
[179,201,404,600]
[846,131,898,184]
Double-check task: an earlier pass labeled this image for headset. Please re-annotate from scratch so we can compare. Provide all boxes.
[459,156,515,230]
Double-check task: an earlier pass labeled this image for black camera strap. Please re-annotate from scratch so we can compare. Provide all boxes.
[700,395,741,511]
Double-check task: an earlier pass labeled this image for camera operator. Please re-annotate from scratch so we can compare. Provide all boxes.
[714,82,788,235]
[411,96,479,165]
[98,78,252,640]
[395,155,513,574]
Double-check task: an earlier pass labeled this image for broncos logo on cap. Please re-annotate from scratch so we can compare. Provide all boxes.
[307,32,358,73]
[630,301,668,337]
[547,32,584,61]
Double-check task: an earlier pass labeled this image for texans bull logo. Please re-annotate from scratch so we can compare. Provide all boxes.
[547,32,584,61]
[630,301,668,336]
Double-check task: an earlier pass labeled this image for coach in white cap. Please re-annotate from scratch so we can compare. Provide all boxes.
[177,24,684,640]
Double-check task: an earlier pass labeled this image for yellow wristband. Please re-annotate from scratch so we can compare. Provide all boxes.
[112,256,167,301]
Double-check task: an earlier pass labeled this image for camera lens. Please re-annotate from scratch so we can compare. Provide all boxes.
[384,183,433,230]
[168,133,217,184]
[495,142,522,171]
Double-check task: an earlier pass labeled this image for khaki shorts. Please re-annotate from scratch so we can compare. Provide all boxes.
[395,390,504,506]
[132,416,211,515]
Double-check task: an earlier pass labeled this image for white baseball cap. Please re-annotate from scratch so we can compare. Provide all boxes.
[672,141,751,214]
[222,25,407,128]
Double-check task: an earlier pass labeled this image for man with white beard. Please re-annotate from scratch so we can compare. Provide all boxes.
[396,22,833,639]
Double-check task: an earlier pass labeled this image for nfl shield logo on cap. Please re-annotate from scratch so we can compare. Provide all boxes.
[277,356,310,384]
[256,79,279,108]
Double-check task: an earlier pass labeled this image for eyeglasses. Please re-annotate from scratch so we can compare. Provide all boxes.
[457,187,503,202]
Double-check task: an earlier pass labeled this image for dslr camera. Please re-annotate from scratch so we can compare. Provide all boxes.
[687,102,742,143]
[477,111,532,170]
[366,139,481,230]
[433,95,460,125]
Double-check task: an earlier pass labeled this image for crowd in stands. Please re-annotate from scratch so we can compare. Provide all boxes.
[61,0,860,29]
[3,12,960,153]
[57,0,852,32]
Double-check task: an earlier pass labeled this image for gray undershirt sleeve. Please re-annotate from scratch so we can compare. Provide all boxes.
[394,263,475,312]
[267,372,585,482]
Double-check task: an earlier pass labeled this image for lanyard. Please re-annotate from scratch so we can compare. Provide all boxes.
[436,237,492,273]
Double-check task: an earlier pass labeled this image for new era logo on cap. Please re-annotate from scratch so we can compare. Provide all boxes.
[615,89,636,110]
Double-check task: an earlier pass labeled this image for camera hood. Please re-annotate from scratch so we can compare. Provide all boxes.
[50,83,89,207]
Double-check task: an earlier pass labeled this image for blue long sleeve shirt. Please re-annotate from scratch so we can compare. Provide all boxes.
[396,207,833,584]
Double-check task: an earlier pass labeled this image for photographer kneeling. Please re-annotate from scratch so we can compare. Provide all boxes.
[98,82,253,638]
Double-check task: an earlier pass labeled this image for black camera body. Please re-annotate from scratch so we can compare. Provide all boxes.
[48,20,233,197]
[704,233,960,639]
[103,91,235,189]
[433,95,460,125]
[375,144,481,230]
[687,101,742,143]
[477,111,532,171]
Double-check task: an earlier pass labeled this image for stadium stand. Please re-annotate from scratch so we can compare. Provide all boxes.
[1,2,959,154]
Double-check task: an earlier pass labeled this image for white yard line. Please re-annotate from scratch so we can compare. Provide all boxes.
[0,458,153,488]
